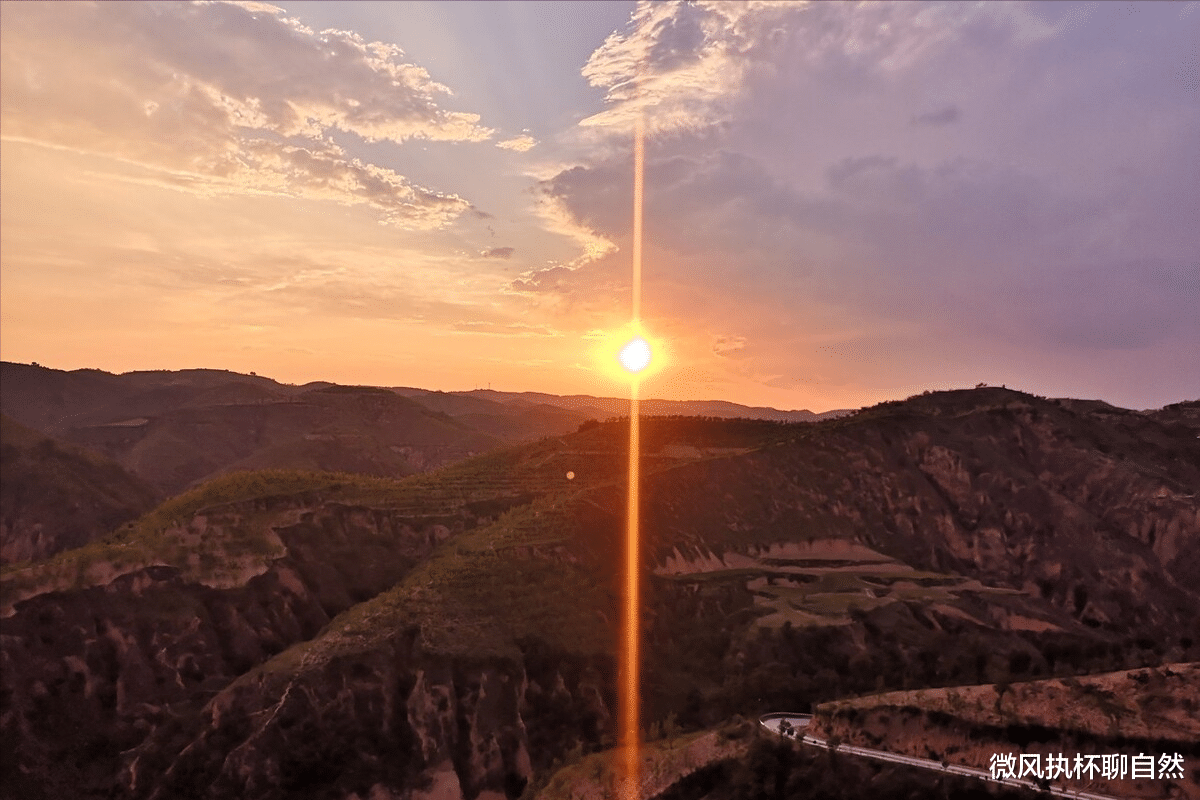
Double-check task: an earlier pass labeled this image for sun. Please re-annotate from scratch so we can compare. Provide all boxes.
[589,323,667,384]
[618,336,652,374]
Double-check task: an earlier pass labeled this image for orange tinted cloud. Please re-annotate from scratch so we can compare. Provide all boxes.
[1,1,491,228]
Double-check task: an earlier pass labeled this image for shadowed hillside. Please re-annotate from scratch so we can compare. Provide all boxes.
[0,414,159,564]
[0,364,503,495]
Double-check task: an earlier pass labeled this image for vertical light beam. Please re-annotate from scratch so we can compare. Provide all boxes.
[619,112,646,800]
[621,379,640,799]
[632,114,644,324]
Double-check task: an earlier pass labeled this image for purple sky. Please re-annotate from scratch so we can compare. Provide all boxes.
[2,1,1197,411]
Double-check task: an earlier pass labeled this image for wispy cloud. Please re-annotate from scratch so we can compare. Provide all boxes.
[0,1,492,227]
[2,1,1196,410]
[712,335,747,358]
[450,321,560,337]
[506,186,619,299]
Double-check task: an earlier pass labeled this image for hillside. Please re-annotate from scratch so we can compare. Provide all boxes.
[811,663,1200,799]
[1,387,1197,799]
[0,414,159,564]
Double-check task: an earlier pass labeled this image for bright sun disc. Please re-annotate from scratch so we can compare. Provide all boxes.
[618,337,652,373]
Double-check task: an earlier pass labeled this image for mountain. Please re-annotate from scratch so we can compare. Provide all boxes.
[1,364,502,495]
[0,414,159,565]
[391,384,852,445]
[388,387,598,442]
[61,384,503,496]
[1,387,1197,799]
[0,362,299,435]
[431,387,852,423]
[1,362,849,498]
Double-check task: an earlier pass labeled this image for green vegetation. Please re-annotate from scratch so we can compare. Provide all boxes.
[6,385,1198,799]
[248,494,612,675]
[0,404,652,616]
[0,469,391,605]
[114,469,352,538]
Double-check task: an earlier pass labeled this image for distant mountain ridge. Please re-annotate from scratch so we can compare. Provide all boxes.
[0,361,850,564]
[0,363,510,497]
[0,362,850,498]
[396,386,851,422]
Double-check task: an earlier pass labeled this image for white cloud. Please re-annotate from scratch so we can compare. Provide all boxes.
[575,1,1085,140]
[496,134,538,152]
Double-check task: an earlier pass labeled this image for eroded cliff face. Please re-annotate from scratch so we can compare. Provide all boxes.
[0,499,480,799]
[120,633,614,800]
[2,486,618,800]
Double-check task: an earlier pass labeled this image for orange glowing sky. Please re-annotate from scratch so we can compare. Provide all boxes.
[2,2,1197,412]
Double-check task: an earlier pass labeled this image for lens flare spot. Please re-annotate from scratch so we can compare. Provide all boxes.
[618,337,652,373]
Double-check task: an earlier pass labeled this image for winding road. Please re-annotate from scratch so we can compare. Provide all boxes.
[758,713,1123,800]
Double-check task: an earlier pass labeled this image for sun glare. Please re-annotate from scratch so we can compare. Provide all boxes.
[618,337,652,374]
[590,325,668,385]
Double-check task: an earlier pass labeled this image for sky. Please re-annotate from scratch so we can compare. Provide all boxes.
[1,1,1197,412]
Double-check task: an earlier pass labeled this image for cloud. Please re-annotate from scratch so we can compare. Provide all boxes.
[496,134,538,152]
[910,104,960,126]
[576,2,1053,137]
[549,1,1197,342]
[480,247,515,259]
[0,1,492,227]
[450,321,560,337]
[503,183,619,300]
[579,1,749,135]
[508,265,576,295]
[712,336,747,358]
[1010,260,1199,351]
